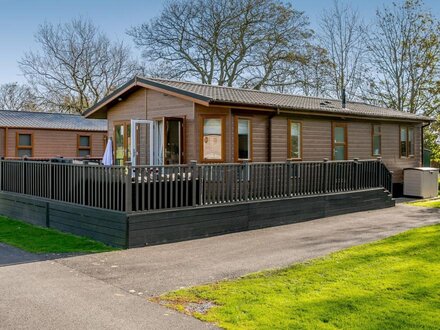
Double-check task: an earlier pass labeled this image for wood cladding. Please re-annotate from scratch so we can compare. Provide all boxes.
[97,86,423,184]
[0,128,105,159]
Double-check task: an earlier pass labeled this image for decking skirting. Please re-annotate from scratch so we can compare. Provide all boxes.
[0,189,394,248]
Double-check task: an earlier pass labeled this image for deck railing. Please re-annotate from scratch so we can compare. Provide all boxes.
[0,158,392,213]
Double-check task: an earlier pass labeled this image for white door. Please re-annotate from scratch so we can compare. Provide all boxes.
[130,119,155,166]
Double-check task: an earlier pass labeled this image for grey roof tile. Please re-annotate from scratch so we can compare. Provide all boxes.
[143,77,432,122]
[0,110,107,131]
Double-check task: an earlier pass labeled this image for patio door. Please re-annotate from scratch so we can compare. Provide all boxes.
[114,122,131,166]
[164,117,184,165]
[130,119,155,166]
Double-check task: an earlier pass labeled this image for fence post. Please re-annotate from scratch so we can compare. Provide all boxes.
[190,160,198,206]
[125,165,132,212]
[323,158,329,193]
[0,157,3,191]
[286,160,292,197]
[353,158,359,190]
[376,157,382,187]
[243,160,249,201]
[389,171,394,195]
[82,165,86,205]
[21,160,25,194]
[49,161,53,199]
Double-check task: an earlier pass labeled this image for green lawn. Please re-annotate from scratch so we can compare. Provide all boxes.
[0,216,115,253]
[409,199,440,209]
[157,224,440,330]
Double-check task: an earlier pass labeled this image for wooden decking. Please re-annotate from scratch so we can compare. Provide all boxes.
[0,159,394,247]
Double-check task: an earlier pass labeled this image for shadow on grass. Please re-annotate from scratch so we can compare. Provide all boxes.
[0,242,87,267]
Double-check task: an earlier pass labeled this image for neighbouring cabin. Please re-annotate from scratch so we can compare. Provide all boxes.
[0,110,107,160]
[85,77,431,193]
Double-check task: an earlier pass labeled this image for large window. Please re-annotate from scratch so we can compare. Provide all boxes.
[16,133,33,157]
[200,116,225,162]
[235,117,252,161]
[332,123,347,160]
[77,135,91,157]
[400,126,414,157]
[288,121,302,160]
[372,124,381,156]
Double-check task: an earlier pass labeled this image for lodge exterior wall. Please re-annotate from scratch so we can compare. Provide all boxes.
[0,127,106,159]
[102,87,422,183]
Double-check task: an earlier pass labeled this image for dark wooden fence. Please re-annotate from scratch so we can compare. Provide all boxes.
[0,158,392,213]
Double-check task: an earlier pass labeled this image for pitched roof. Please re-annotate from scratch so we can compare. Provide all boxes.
[84,76,433,122]
[0,110,107,131]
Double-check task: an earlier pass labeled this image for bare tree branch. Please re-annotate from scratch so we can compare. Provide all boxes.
[19,18,141,114]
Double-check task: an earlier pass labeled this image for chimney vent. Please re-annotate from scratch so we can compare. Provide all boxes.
[342,89,346,108]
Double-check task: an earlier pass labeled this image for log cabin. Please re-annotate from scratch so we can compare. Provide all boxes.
[84,76,433,196]
[0,110,107,160]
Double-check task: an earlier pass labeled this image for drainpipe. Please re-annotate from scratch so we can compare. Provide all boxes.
[268,108,280,162]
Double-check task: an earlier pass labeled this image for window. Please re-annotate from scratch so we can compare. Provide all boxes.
[372,124,381,156]
[16,133,33,157]
[77,135,91,157]
[400,126,415,157]
[332,123,347,160]
[288,121,302,160]
[235,117,252,161]
[200,116,225,162]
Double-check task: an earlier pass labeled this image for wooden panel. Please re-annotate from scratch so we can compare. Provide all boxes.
[127,188,394,247]
[0,192,47,226]
[5,128,106,159]
[270,116,288,161]
[347,122,371,159]
[0,128,4,157]
[0,192,127,248]
[302,119,332,160]
[107,88,147,141]
[380,123,421,182]
[249,114,268,162]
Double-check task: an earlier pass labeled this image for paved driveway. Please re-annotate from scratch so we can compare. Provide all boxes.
[0,204,439,329]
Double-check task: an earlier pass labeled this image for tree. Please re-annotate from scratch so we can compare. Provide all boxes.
[265,44,333,97]
[366,0,440,115]
[0,83,39,111]
[19,18,140,114]
[318,0,368,100]
[128,0,312,89]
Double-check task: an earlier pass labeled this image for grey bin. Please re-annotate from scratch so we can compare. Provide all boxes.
[403,167,439,198]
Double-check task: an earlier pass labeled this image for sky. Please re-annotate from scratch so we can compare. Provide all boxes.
[1,0,440,85]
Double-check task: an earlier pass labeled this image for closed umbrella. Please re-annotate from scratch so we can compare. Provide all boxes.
[102,137,113,166]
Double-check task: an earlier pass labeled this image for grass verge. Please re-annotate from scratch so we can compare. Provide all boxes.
[407,198,440,209]
[157,224,440,329]
[0,216,116,253]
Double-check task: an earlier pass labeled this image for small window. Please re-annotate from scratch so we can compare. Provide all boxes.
[332,123,347,160]
[201,116,224,162]
[235,118,252,161]
[16,133,33,157]
[400,126,415,157]
[77,135,91,157]
[372,124,381,156]
[288,121,302,160]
